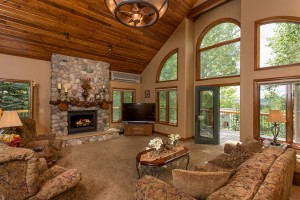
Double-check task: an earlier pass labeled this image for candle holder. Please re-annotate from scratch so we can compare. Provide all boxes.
[58,88,62,101]
[64,92,68,101]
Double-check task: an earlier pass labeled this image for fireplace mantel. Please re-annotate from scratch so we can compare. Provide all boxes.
[50,99,112,111]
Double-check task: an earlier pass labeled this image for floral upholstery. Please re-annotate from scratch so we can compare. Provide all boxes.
[241,136,263,153]
[0,143,81,200]
[253,148,296,200]
[16,118,63,161]
[207,153,232,169]
[134,175,196,200]
[224,143,254,168]
[238,152,276,176]
[207,167,264,200]
[135,142,296,200]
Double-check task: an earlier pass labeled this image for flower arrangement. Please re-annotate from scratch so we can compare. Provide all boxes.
[148,137,163,151]
[0,133,21,147]
[169,133,180,146]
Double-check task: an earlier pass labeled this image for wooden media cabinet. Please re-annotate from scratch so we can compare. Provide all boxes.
[124,123,153,136]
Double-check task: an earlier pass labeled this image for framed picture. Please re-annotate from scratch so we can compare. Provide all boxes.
[145,90,150,98]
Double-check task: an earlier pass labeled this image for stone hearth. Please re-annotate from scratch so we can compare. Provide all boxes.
[50,54,110,139]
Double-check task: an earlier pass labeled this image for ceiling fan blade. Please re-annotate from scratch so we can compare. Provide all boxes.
[132,3,139,11]
[119,10,133,17]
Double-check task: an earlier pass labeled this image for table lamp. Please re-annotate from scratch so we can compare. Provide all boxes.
[0,111,23,134]
[267,110,286,146]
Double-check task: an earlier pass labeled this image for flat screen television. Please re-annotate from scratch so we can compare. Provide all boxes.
[122,103,155,123]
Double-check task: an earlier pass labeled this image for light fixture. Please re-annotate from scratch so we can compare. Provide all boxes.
[104,0,169,28]
[267,110,286,146]
[0,111,23,134]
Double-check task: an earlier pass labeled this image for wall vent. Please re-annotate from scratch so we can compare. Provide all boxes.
[111,71,141,83]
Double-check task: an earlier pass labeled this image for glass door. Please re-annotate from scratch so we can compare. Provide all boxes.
[195,86,220,144]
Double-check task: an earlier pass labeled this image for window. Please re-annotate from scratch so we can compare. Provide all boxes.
[156,49,178,82]
[254,79,300,145]
[256,17,300,69]
[196,19,240,80]
[0,79,34,118]
[156,88,177,126]
[112,88,135,122]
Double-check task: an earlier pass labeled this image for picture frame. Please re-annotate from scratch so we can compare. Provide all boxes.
[145,90,150,98]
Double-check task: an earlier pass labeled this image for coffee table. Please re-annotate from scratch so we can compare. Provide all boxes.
[136,146,190,178]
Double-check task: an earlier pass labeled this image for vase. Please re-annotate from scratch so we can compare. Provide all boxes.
[172,141,177,150]
[153,149,160,156]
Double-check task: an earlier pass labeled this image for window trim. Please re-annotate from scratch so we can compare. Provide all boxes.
[255,16,300,71]
[155,86,178,127]
[253,76,300,145]
[0,78,34,119]
[111,87,136,123]
[196,18,241,81]
[156,48,179,83]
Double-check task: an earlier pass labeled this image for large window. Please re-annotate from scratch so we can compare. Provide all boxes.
[0,79,33,118]
[156,88,177,126]
[256,17,300,69]
[156,49,178,82]
[112,88,135,122]
[196,19,240,80]
[255,79,300,145]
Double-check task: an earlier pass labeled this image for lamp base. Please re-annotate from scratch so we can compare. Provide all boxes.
[270,142,281,146]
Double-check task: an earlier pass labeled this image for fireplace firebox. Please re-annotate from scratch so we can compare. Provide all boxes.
[68,110,97,134]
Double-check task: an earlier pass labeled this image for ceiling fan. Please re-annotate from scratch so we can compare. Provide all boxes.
[104,0,169,28]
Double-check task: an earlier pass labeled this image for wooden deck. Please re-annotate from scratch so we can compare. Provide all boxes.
[220,129,240,145]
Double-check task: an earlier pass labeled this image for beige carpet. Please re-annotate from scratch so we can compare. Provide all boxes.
[54,134,300,200]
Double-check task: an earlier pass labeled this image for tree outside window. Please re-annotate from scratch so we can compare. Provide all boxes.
[112,89,135,122]
[0,79,33,118]
[156,49,178,82]
[197,19,240,80]
[156,88,177,126]
[257,18,300,68]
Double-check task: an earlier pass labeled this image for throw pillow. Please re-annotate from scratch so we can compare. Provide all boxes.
[194,162,237,177]
[207,153,232,169]
[172,169,231,199]
[225,143,254,168]
[241,136,263,153]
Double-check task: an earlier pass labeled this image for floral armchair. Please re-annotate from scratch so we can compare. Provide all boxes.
[16,118,62,161]
[0,142,81,200]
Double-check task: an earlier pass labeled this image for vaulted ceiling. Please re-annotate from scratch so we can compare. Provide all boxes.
[0,0,199,74]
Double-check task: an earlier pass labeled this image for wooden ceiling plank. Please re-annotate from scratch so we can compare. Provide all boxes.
[187,0,231,21]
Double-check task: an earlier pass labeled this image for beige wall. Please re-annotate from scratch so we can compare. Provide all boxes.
[141,19,191,138]
[0,54,51,135]
[110,80,142,129]
[240,0,300,141]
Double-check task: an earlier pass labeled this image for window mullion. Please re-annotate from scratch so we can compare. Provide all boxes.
[286,84,293,144]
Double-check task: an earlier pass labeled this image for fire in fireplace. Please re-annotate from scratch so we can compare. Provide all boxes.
[68,110,97,134]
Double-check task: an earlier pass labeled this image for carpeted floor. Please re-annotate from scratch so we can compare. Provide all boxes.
[54,134,300,200]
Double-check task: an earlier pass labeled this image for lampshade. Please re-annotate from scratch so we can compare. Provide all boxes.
[267,110,286,123]
[104,0,169,28]
[0,111,23,128]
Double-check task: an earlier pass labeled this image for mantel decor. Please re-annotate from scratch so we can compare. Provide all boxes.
[50,78,111,111]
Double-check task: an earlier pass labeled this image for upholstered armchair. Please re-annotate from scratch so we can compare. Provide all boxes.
[0,142,81,200]
[16,118,62,162]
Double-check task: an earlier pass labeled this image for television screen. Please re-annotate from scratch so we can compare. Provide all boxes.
[122,103,155,123]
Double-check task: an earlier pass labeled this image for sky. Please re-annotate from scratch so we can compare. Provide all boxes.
[260,23,276,67]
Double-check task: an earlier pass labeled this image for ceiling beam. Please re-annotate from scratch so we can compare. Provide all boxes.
[187,0,232,21]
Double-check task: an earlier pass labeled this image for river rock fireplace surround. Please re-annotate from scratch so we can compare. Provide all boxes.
[50,54,112,139]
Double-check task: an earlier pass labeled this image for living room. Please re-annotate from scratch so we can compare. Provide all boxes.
[1,0,300,199]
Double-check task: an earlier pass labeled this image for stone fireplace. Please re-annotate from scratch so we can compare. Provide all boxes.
[68,110,97,134]
[50,54,110,137]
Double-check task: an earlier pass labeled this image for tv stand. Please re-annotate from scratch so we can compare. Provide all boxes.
[124,123,153,136]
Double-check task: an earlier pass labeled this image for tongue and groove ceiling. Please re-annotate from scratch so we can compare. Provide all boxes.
[0,0,229,74]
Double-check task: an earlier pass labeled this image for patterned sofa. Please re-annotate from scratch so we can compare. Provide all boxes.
[0,142,81,200]
[134,141,296,200]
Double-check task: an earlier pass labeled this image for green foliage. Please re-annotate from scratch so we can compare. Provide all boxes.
[0,81,30,112]
[200,23,240,79]
[159,91,166,122]
[112,90,134,122]
[124,91,133,103]
[260,84,286,113]
[201,23,240,48]
[220,86,239,109]
[266,22,300,66]
[159,53,177,81]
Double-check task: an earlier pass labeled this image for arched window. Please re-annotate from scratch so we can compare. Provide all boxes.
[196,18,241,80]
[156,49,178,82]
[255,16,300,69]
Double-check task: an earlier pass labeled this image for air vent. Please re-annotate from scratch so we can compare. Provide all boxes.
[111,71,141,83]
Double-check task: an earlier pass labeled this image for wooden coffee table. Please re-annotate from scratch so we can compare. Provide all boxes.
[136,146,190,178]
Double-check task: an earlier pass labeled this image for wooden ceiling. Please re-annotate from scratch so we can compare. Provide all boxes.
[0,0,198,74]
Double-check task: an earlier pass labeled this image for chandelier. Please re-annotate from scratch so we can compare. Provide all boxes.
[104,0,169,28]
